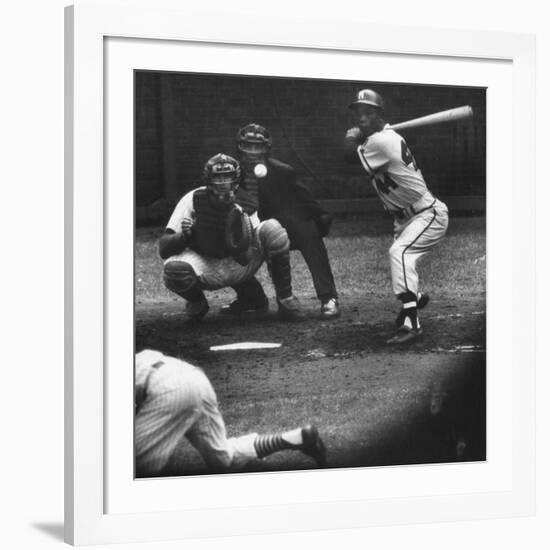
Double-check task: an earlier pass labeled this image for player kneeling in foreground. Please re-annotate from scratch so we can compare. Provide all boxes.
[159,153,305,321]
[343,89,449,344]
[135,349,326,476]
[220,123,340,320]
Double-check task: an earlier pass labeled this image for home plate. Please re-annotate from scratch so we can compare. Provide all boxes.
[209,342,282,351]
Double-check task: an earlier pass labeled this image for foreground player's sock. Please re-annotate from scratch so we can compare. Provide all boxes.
[254,428,303,458]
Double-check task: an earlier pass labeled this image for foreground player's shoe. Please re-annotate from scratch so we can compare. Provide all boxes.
[186,291,209,321]
[277,295,306,321]
[394,292,430,327]
[299,425,327,467]
[220,297,269,315]
[320,298,341,320]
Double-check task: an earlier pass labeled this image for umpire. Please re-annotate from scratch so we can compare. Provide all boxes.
[222,123,340,320]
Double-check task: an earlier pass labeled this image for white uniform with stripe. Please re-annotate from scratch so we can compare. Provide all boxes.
[135,350,258,475]
[165,188,268,289]
[356,126,449,297]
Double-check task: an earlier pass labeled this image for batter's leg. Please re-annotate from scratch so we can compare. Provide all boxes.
[387,205,448,344]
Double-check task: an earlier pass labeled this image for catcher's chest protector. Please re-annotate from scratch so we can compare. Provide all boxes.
[192,189,256,258]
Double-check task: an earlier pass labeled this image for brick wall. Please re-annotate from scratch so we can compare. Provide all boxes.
[135,71,485,209]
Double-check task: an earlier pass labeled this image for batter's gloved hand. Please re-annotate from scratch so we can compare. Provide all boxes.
[225,205,254,266]
[345,126,365,143]
[315,212,334,238]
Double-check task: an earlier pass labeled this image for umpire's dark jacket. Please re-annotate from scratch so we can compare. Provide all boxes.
[256,158,329,240]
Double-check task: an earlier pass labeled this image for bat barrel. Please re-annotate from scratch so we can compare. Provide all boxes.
[388,105,473,131]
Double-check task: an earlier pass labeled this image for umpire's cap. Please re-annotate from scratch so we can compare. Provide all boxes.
[348,89,384,111]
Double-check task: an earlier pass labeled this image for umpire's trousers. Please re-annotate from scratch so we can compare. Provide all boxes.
[287,219,337,301]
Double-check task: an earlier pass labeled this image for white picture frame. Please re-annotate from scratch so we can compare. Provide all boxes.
[65,0,535,545]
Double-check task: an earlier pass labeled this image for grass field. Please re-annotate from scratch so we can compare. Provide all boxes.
[136,215,486,304]
[135,215,486,476]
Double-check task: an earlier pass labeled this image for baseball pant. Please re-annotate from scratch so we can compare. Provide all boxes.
[135,353,258,476]
[164,225,269,290]
[389,199,449,298]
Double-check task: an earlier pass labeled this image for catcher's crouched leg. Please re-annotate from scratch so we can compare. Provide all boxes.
[257,219,305,321]
[258,219,290,259]
[163,261,209,320]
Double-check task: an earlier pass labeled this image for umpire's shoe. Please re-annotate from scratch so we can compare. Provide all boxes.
[299,425,327,467]
[320,298,340,320]
[186,291,209,321]
[277,295,306,321]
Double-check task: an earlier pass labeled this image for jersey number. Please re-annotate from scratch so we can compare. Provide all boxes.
[375,173,398,195]
[374,140,418,195]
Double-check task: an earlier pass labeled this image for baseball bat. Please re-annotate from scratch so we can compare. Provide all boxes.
[387,106,473,131]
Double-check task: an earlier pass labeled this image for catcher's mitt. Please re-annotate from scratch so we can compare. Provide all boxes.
[225,206,254,265]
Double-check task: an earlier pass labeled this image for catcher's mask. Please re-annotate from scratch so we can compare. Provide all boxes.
[236,123,272,164]
[203,153,241,207]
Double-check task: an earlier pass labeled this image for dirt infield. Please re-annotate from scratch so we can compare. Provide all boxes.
[136,292,485,476]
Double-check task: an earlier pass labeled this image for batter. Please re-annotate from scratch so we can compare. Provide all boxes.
[344,89,449,344]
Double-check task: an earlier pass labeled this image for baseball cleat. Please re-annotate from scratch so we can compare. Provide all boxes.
[277,295,306,321]
[220,298,269,316]
[186,292,209,321]
[320,298,340,320]
[387,325,423,345]
[299,425,327,467]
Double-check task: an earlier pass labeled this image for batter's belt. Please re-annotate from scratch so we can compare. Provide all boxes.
[393,193,437,222]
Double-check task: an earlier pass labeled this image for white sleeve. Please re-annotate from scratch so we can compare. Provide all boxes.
[165,190,196,232]
[358,134,394,174]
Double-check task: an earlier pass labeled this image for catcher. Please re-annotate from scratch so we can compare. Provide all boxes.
[158,153,305,321]
[136,349,327,476]
[220,123,340,320]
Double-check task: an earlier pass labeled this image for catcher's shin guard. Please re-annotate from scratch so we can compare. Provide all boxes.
[258,219,292,299]
[268,253,292,300]
[163,261,202,301]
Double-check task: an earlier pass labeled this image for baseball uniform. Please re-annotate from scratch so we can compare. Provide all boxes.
[135,349,258,475]
[135,350,327,476]
[355,126,449,298]
[164,187,290,290]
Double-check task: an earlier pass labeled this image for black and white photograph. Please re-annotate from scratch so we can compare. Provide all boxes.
[134,71,486,478]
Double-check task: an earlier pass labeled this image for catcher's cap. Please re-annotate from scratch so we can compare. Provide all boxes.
[236,123,272,148]
[203,153,241,185]
[348,89,385,111]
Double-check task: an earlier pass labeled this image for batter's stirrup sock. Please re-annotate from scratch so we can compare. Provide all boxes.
[254,428,303,458]
[268,253,292,300]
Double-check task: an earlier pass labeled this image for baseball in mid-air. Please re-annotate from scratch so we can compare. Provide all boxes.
[254,163,268,178]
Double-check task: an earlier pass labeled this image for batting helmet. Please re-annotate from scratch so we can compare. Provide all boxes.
[348,89,385,111]
[202,153,241,205]
[236,123,272,160]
